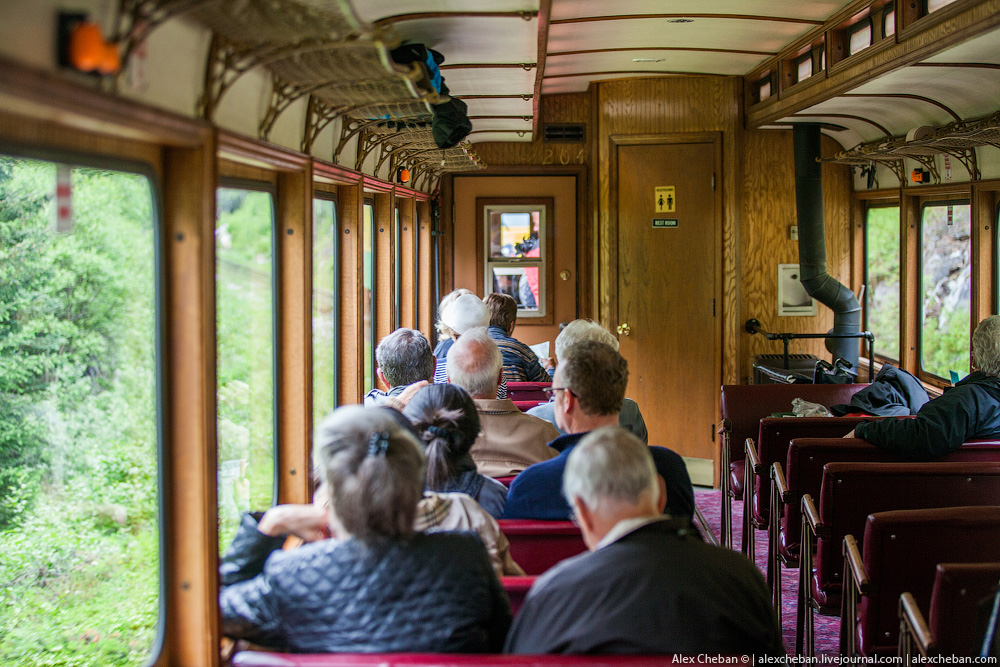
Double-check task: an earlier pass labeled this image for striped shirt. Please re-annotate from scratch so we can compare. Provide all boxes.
[487,326,551,383]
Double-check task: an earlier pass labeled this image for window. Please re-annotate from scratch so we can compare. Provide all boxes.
[0,155,160,665]
[926,0,959,13]
[216,185,276,547]
[795,52,813,84]
[848,19,873,56]
[363,200,375,392]
[483,204,547,317]
[394,206,402,329]
[758,77,772,101]
[883,8,896,37]
[865,205,901,362]
[920,201,971,379]
[313,196,337,424]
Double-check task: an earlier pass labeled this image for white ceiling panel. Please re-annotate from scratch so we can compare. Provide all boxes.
[545,49,766,77]
[440,67,536,96]
[772,119,867,150]
[549,0,855,22]
[800,97,947,137]
[468,131,534,143]
[461,97,534,117]
[355,0,538,24]
[467,118,533,131]
[548,17,814,54]
[542,72,698,94]
[847,67,1000,123]
[922,29,1000,65]
[386,17,537,64]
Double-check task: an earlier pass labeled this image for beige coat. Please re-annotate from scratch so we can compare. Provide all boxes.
[416,492,524,577]
[470,398,560,478]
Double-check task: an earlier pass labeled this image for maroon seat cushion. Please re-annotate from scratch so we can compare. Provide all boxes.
[506,382,551,402]
[496,476,516,488]
[501,575,536,616]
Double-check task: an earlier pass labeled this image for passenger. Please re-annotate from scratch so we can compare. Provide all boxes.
[847,315,1000,459]
[403,383,511,519]
[504,340,693,521]
[433,287,473,362]
[527,319,648,443]
[504,426,784,656]
[446,327,559,477]
[432,291,508,399]
[484,292,551,382]
[218,406,512,653]
[364,327,432,407]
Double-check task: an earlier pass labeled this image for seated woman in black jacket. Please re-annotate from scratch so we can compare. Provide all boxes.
[403,384,509,519]
[218,405,512,653]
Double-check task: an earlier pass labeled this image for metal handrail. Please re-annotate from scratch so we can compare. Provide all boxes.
[746,318,876,382]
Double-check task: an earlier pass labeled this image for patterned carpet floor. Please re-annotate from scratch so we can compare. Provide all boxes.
[694,488,840,655]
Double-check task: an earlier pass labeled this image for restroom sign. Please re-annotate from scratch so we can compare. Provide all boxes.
[655,186,675,213]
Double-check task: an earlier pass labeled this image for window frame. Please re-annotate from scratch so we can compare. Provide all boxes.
[0,140,169,665]
[917,197,973,383]
[216,176,281,512]
[863,202,903,365]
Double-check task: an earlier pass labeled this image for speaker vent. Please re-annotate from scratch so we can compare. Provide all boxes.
[543,124,585,142]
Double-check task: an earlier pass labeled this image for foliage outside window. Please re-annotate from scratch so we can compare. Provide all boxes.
[484,205,547,317]
[0,156,160,665]
[363,201,375,392]
[313,197,337,425]
[921,202,971,379]
[865,205,901,362]
[216,187,276,547]
[394,206,402,329]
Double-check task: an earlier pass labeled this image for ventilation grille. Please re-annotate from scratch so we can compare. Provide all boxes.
[544,124,585,142]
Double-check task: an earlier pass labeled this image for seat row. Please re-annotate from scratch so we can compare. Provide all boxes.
[719,382,1000,657]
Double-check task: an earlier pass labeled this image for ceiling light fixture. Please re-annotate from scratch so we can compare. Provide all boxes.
[632,58,665,63]
[667,18,694,23]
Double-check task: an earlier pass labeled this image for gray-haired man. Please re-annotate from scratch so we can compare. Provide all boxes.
[505,426,784,656]
[364,328,434,407]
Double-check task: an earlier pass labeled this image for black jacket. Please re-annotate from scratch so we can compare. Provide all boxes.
[854,371,1000,460]
[504,518,784,656]
[219,513,512,653]
[831,364,929,416]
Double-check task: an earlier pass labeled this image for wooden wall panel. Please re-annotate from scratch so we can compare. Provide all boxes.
[337,184,363,404]
[740,131,854,382]
[474,93,592,167]
[417,200,434,340]
[374,192,394,385]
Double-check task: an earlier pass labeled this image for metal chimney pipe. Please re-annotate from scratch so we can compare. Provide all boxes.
[793,124,861,372]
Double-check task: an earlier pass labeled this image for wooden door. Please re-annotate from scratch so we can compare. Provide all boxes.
[615,139,720,460]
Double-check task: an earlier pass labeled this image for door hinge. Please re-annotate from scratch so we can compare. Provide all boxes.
[711,173,716,190]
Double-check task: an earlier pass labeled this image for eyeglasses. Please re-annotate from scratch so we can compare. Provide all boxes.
[541,386,573,398]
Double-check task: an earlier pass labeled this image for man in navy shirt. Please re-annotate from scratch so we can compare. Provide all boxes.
[503,340,693,521]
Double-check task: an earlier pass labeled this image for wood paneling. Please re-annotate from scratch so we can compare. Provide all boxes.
[417,200,434,339]
[276,167,313,505]
[972,185,998,327]
[474,93,592,167]
[337,183,364,404]
[398,196,418,330]
[739,131,854,380]
[374,192,395,385]
[900,191,921,372]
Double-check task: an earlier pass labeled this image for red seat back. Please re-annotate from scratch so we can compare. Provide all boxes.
[501,575,536,616]
[928,562,1000,656]
[497,519,586,575]
[512,400,544,412]
[751,415,871,524]
[507,382,551,402]
[496,476,516,488]
[813,461,1000,613]
[855,506,1000,656]
[720,384,867,497]
[233,653,688,666]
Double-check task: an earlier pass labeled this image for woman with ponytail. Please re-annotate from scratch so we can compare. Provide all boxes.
[404,383,509,519]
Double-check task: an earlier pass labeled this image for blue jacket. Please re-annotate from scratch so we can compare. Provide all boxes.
[502,432,694,521]
[854,371,1000,460]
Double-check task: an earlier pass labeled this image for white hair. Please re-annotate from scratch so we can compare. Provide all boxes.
[973,315,1000,377]
[555,319,619,360]
[563,426,658,510]
[446,327,502,398]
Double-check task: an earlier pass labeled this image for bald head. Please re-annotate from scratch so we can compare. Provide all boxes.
[446,327,503,399]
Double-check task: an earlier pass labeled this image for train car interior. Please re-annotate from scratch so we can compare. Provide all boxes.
[1,0,999,665]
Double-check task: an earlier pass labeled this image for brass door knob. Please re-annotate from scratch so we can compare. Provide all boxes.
[616,323,631,336]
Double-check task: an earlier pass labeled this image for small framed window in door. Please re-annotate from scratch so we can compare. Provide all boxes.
[478,198,554,322]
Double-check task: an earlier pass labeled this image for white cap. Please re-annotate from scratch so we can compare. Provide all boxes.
[441,294,489,334]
